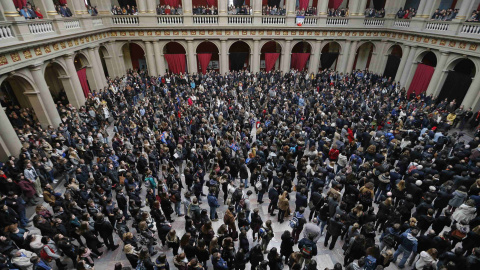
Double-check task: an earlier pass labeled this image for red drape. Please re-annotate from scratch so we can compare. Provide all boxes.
[245,0,250,5]
[407,64,435,98]
[77,68,90,97]
[328,0,343,9]
[206,0,216,7]
[265,53,280,72]
[291,53,310,71]
[197,53,212,74]
[165,0,179,7]
[58,0,67,5]
[164,54,186,74]
[263,0,268,6]
[299,0,309,10]
[13,0,27,8]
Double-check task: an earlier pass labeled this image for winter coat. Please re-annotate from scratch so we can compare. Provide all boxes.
[452,203,477,223]
[449,190,468,208]
[278,196,289,211]
[414,251,437,270]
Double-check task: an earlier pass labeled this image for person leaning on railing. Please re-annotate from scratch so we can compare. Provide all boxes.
[466,10,479,22]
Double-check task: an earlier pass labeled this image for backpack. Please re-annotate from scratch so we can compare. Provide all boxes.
[364,255,377,270]
[290,145,297,153]
[289,212,304,229]
[232,188,242,203]
[300,242,313,258]
[40,245,54,262]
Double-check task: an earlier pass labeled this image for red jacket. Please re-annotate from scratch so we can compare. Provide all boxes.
[328,148,340,160]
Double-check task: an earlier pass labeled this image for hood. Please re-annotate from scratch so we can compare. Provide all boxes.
[407,233,417,242]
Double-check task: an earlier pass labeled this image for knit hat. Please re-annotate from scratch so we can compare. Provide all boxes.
[415,180,423,186]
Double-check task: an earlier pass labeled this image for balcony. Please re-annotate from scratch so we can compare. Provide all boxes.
[425,21,450,32]
[28,21,55,35]
[0,23,14,40]
[228,15,253,24]
[326,18,349,26]
[112,16,139,25]
[303,17,318,25]
[192,15,218,24]
[364,18,385,27]
[393,19,411,28]
[262,16,285,25]
[158,15,184,25]
[64,20,81,30]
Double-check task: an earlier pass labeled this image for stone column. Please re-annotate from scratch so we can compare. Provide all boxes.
[187,40,197,74]
[309,40,323,72]
[43,0,60,18]
[287,0,296,16]
[346,41,358,73]
[399,46,417,86]
[218,0,227,15]
[372,41,388,74]
[93,47,107,87]
[339,40,352,73]
[386,0,406,17]
[220,40,228,75]
[137,0,147,14]
[349,0,359,16]
[357,0,369,15]
[420,0,436,18]
[0,107,22,160]
[426,51,449,96]
[153,41,165,75]
[282,40,292,73]
[71,0,87,16]
[87,48,105,90]
[416,0,428,17]
[147,0,157,14]
[318,0,329,15]
[463,73,480,109]
[64,53,86,106]
[145,41,157,76]
[455,0,473,20]
[182,0,193,25]
[0,0,21,18]
[394,45,410,82]
[29,64,62,127]
[252,40,260,73]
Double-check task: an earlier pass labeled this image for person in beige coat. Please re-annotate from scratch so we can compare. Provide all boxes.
[11,249,35,270]
[278,191,290,223]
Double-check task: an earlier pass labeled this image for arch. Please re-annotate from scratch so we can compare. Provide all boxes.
[98,45,112,78]
[387,44,403,58]
[320,41,341,70]
[44,62,71,106]
[229,41,251,71]
[414,50,438,67]
[260,41,282,72]
[291,41,312,71]
[291,41,312,53]
[163,41,187,74]
[196,41,220,73]
[355,41,377,53]
[121,42,147,71]
[383,44,403,79]
[438,58,476,105]
[353,41,375,70]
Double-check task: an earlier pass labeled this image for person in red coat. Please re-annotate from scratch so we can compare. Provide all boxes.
[35,7,43,19]
[328,145,340,162]
[17,176,37,205]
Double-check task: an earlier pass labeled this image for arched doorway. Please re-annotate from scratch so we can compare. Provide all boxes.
[383,45,403,79]
[229,41,250,71]
[163,41,187,74]
[196,41,219,74]
[74,53,99,94]
[44,62,72,107]
[437,59,476,105]
[407,51,437,98]
[122,43,147,71]
[261,41,281,72]
[98,46,112,78]
[320,42,341,71]
[291,41,311,71]
[353,42,374,71]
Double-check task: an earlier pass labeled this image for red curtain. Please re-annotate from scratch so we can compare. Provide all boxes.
[265,53,280,72]
[165,0,179,7]
[77,68,90,97]
[197,53,212,74]
[328,0,343,9]
[58,0,67,5]
[291,53,310,71]
[407,64,435,98]
[164,54,186,74]
[206,0,216,7]
[192,0,216,7]
[245,0,250,5]
[13,0,27,8]
[299,0,309,10]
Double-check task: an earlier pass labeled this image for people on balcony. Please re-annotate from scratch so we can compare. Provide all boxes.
[228,5,252,15]
[193,6,218,15]
[466,10,479,22]
[157,5,183,15]
[87,6,98,16]
[19,6,34,19]
[59,4,73,17]
[34,7,44,19]
[327,8,348,17]
[111,5,138,15]
[262,5,286,16]
[365,8,385,18]
[295,7,317,16]
[431,8,458,21]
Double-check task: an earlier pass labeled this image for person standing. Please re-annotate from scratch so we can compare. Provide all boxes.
[207,188,220,221]
[291,207,307,244]
[298,233,318,267]
[94,213,119,251]
[24,163,43,198]
[392,228,419,269]
[324,214,343,250]
[268,185,280,216]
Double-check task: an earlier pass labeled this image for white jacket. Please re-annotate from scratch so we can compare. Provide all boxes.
[414,251,437,270]
[452,204,477,223]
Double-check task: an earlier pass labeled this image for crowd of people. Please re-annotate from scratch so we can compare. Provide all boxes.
[262,5,286,16]
[365,8,385,18]
[466,10,480,22]
[431,9,459,21]
[2,65,480,270]
[111,5,138,15]
[327,8,349,17]
[395,8,417,20]
[156,5,183,16]
[228,5,252,15]
[296,7,317,17]
[193,6,218,15]
[16,3,43,19]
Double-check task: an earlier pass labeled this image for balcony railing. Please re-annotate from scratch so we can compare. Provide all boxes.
[393,19,410,28]
[461,23,480,35]
[92,18,104,26]
[64,20,81,30]
[158,15,184,24]
[262,16,285,25]
[425,21,449,32]
[112,16,139,25]
[0,24,14,40]
[228,15,252,24]
[364,18,384,27]
[193,15,218,24]
[28,21,54,34]
[326,18,349,26]
[303,17,318,25]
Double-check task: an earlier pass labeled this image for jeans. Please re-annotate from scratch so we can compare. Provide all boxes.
[374,188,386,202]
[393,245,412,268]
[210,206,217,220]
[318,218,327,235]
[242,179,248,188]
[246,210,251,223]
[174,201,182,215]
[258,191,264,202]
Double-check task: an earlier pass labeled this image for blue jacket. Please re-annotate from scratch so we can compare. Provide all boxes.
[399,232,418,252]
[207,194,220,208]
[212,256,228,270]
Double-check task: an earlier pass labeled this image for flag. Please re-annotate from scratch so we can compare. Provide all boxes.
[229,143,239,152]
[160,131,167,144]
